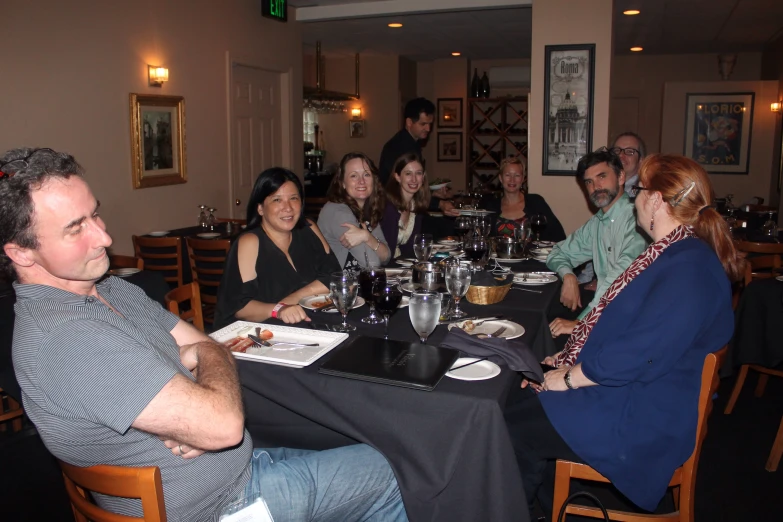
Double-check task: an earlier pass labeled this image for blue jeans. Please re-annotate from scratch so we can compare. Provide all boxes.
[241,444,408,522]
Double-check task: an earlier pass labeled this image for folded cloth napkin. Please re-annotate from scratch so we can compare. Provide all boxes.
[439,328,544,382]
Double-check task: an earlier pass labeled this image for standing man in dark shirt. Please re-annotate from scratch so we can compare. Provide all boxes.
[379,98,458,215]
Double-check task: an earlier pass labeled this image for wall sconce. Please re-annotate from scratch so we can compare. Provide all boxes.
[351,107,362,119]
[772,101,782,113]
[148,66,169,87]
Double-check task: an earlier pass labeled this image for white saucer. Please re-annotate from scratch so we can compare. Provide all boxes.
[513,273,558,285]
[447,319,525,340]
[395,260,414,268]
[446,358,501,381]
[430,182,451,191]
[197,232,221,239]
[299,294,365,313]
[148,231,169,237]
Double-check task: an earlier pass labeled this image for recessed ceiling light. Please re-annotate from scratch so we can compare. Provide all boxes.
[452,52,461,56]
[630,46,643,52]
[388,22,403,28]
[623,10,640,15]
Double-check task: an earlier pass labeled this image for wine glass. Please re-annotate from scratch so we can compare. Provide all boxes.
[198,205,208,228]
[464,233,488,272]
[529,214,547,242]
[409,291,441,344]
[445,265,471,319]
[329,271,359,332]
[413,234,434,262]
[761,211,779,242]
[373,280,403,339]
[207,207,217,231]
[455,215,472,244]
[359,265,386,324]
[479,214,493,238]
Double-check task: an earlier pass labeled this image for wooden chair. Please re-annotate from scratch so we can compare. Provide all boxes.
[165,282,205,332]
[552,347,727,522]
[304,196,329,221]
[59,460,167,522]
[132,235,183,287]
[185,237,231,326]
[0,388,23,432]
[109,254,144,270]
[735,241,783,281]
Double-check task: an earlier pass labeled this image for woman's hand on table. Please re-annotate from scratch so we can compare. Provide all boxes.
[549,318,577,337]
[278,304,310,324]
[340,222,372,249]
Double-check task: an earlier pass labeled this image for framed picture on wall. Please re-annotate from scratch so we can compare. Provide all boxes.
[683,92,754,174]
[437,98,463,128]
[437,132,463,162]
[350,120,365,138]
[542,44,595,175]
[129,93,187,189]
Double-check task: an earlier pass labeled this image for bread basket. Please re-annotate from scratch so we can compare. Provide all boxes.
[465,281,512,305]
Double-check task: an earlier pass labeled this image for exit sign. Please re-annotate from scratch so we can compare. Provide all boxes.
[262,0,287,22]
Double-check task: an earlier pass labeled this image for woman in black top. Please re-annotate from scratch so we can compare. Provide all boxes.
[214,168,340,328]
[485,157,566,242]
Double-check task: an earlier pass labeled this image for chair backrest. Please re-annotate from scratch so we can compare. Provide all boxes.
[0,388,24,432]
[185,238,231,308]
[132,236,183,287]
[109,254,144,270]
[304,196,329,221]
[735,240,783,280]
[165,282,205,332]
[58,460,167,522]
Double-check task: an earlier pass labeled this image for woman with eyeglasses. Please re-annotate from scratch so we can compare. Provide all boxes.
[317,152,391,269]
[505,154,744,518]
[380,153,430,259]
[484,157,565,240]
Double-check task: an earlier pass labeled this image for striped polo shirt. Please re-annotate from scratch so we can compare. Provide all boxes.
[12,276,252,522]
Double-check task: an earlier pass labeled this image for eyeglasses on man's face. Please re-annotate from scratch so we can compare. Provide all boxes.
[611,147,640,157]
[629,185,650,197]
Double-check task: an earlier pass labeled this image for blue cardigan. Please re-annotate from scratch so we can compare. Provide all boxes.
[539,238,733,511]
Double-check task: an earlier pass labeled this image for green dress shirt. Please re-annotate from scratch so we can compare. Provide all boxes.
[546,194,648,319]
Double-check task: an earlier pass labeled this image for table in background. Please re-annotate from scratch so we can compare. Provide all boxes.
[726,278,783,376]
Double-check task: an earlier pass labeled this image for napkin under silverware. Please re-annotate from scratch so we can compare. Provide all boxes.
[440,329,544,382]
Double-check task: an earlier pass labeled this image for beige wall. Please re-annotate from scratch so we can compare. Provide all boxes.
[660,80,780,207]
[610,52,762,154]
[1,0,303,254]
[529,0,615,234]
[309,55,400,172]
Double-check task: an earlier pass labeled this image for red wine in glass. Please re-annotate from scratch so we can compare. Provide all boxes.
[359,267,386,324]
[529,214,548,242]
[373,282,403,338]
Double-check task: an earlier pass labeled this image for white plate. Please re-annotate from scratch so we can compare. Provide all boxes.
[197,232,221,239]
[395,260,414,268]
[513,273,558,285]
[299,294,365,312]
[459,209,495,216]
[776,276,783,282]
[437,239,460,247]
[401,281,417,293]
[210,321,348,368]
[108,268,141,277]
[531,255,549,262]
[428,212,444,217]
[447,319,525,340]
[533,240,556,247]
[430,182,451,190]
[531,247,552,256]
[148,231,169,237]
[384,268,411,279]
[446,358,501,381]
[493,256,527,263]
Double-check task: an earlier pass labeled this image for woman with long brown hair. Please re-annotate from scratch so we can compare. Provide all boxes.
[317,152,391,269]
[505,154,744,517]
[380,153,431,259]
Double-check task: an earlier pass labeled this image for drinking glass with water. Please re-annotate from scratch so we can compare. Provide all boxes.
[413,234,434,262]
[445,265,471,319]
[329,271,358,332]
[409,291,441,344]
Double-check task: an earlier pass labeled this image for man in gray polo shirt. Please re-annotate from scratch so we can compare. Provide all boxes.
[1,147,407,522]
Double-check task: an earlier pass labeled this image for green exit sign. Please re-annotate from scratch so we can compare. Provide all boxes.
[262,0,287,22]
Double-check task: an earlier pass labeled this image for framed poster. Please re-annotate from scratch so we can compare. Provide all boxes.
[437,132,462,162]
[437,98,463,128]
[542,44,595,175]
[683,92,754,174]
[349,120,365,138]
[129,93,187,188]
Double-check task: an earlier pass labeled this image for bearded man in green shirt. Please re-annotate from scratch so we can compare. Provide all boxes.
[547,148,647,338]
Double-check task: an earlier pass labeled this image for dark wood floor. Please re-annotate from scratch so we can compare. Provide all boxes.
[2,372,782,521]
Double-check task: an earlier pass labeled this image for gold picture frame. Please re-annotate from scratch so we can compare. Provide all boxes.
[129,93,187,188]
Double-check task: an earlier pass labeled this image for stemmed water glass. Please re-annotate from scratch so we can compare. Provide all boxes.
[359,265,386,324]
[373,280,403,339]
[409,291,441,344]
[198,205,208,228]
[445,265,471,319]
[761,211,779,242]
[529,214,547,242]
[413,234,434,262]
[329,271,359,332]
[206,207,217,230]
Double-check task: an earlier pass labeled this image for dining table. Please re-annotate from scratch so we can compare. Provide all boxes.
[237,257,563,522]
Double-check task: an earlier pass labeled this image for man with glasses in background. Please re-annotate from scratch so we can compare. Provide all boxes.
[611,131,647,199]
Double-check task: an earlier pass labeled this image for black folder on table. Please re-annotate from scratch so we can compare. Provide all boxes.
[318,336,460,391]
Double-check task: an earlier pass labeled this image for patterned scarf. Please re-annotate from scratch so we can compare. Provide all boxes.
[554,225,695,367]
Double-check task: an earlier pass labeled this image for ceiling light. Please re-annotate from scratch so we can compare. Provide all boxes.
[452,52,461,56]
[623,10,640,15]
[388,22,403,28]
[630,46,643,52]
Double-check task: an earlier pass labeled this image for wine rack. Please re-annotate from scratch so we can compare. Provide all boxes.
[467,96,528,191]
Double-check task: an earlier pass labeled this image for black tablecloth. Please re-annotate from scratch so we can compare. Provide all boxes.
[727,278,783,375]
[237,263,563,522]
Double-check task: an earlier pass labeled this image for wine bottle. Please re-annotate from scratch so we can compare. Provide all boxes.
[471,68,480,98]
[480,72,490,99]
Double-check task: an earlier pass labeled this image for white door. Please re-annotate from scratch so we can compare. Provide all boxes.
[230,64,283,217]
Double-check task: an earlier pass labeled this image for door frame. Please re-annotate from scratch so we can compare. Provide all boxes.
[225,51,295,218]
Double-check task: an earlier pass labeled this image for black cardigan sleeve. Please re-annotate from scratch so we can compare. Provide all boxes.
[525,193,566,242]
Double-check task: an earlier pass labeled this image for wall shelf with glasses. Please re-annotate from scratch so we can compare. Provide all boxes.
[467,96,529,192]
